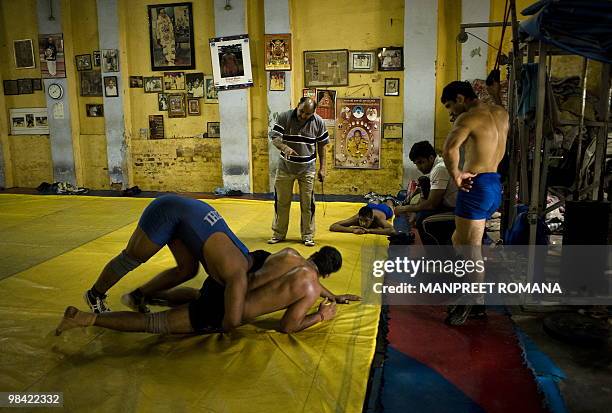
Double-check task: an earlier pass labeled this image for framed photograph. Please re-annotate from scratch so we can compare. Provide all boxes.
[349,51,375,73]
[13,39,35,69]
[383,123,403,139]
[101,49,119,72]
[38,33,65,78]
[304,49,348,87]
[187,98,200,115]
[93,50,101,67]
[269,71,285,91]
[204,75,218,103]
[377,47,403,71]
[80,70,103,96]
[264,33,291,71]
[185,72,204,97]
[167,93,186,117]
[334,98,381,169]
[384,78,400,96]
[104,76,119,97]
[32,78,42,90]
[149,114,165,139]
[129,76,143,88]
[86,104,104,117]
[75,54,92,71]
[207,122,220,138]
[10,108,49,135]
[3,80,19,95]
[163,71,185,90]
[316,89,336,127]
[209,34,253,90]
[17,79,33,94]
[302,88,316,99]
[148,3,195,71]
[144,76,163,93]
[158,93,168,111]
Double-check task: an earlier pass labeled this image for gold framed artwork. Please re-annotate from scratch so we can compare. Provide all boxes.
[264,33,291,71]
[167,93,186,117]
[334,98,382,169]
[304,49,348,87]
[269,71,285,91]
[187,98,200,115]
[383,123,403,139]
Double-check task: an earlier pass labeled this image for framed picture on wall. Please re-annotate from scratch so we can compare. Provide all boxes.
[9,108,49,135]
[167,93,186,117]
[104,76,119,97]
[86,104,104,117]
[149,114,165,139]
[75,54,92,71]
[304,49,348,87]
[93,50,101,67]
[377,47,403,71]
[38,33,66,78]
[144,76,163,93]
[384,78,400,96]
[158,93,168,110]
[187,98,200,115]
[203,75,218,103]
[349,50,375,73]
[148,3,195,71]
[264,33,291,71]
[17,79,33,94]
[129,76,143,88]
[80,70,103,96]
[383,123,403,139]
[185,72,204,97]
[163,71,185,90]
[13,39,36,69]
[269,71,285,91]
[32,78,43,90]
[207,122,220,138]
[101,49,119,73]
[209,34,254,90]
[302,88,316,99]
[3,80,19,95]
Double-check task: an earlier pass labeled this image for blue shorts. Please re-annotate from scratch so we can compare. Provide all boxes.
[367,202,393,219]
[455,173,502,220]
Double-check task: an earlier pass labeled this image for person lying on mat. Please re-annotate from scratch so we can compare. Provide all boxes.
[57,246,360,335]
[329,199,396,236]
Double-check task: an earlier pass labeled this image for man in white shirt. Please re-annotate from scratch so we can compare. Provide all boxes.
[394,141,457,244]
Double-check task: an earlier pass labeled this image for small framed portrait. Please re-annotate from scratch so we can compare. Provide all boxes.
[104,76,119,97]
[207,121,220,138]
[149,114,165,139]
[3,80,19,95]
[209,34,254,90]
[377,47,403,71]
[148,3,195,71]
[13,39,36,69]
[204,75,218,103]
[86,104,104,117]
[167,93,186,117]
[383,123,403,139]
[158,93,168,111]
[93,50,101,67]
[75,54,92,71]
[144,76,163,93]
[187,98,200,115]
[17,79,33,94]
[80,70,103,96]
[129,76,143,88]
[349,51,375,73]
[304,49,349,87]
[264,33,291,71]
[39,33,66,78]
[32,78,43,90]
[185,72,204,97]
[384,78,400,96]
[269,71,285,91]
[101,49,119,73]
[163,71,185,90]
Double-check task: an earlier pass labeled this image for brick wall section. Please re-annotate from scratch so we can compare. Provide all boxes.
[131,138,222,192]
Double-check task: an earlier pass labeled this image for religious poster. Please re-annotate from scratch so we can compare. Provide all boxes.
[334,98,381,169]
[264,33,291,71]
[316,89,336,127]
[38,33,65,78]
[148,3,195,71]
[209,34,253,90]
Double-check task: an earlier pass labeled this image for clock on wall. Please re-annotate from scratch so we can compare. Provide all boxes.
[48,83,63,100]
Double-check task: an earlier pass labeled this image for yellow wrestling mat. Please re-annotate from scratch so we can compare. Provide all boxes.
[0,194,384,412]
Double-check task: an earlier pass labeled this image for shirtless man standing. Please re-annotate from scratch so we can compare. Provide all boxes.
[441,81,508,325]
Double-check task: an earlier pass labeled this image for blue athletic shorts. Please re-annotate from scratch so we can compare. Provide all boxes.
[367,202,393,219]
[455,173,502,220]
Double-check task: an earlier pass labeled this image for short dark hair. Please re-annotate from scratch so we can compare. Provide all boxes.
[441,81,477,103]
[310,246,342,275]
[358,206,373,218]
[485,69,500,86]
[298,96,317,109]
[409,141,436,162]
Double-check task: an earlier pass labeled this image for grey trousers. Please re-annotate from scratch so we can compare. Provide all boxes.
[272,168,316,240]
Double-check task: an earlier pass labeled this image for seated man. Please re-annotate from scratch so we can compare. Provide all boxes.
[56,246,360,335]
[329,200,396,236]
[394,141,457,244]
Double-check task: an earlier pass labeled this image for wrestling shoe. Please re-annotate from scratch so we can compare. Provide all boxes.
[304,239,315,247]
[267,236,284,244]
[84,289,111,313]
[121,290,150,313]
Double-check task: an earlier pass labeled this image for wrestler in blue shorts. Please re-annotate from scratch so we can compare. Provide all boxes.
[455,173,502,220]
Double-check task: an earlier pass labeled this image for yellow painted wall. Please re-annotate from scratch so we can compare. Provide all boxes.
[290,0,405,195]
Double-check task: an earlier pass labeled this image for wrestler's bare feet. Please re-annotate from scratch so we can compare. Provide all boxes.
[55,306,97,336]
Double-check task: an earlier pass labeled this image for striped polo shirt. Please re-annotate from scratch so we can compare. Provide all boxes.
[270,109,329,174]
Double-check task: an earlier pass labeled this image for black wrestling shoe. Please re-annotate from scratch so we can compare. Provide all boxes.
[120,290,150,313]
[84,289,111,313]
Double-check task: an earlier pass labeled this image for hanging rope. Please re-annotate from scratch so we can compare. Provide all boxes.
[494,0,511,71]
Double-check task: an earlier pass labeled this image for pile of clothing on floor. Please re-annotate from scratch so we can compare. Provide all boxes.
[36,181,89,195]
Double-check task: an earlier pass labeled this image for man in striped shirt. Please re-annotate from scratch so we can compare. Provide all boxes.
[269,97,329,247]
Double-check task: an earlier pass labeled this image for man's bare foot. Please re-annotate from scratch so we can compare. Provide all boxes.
[55,306,97,336]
